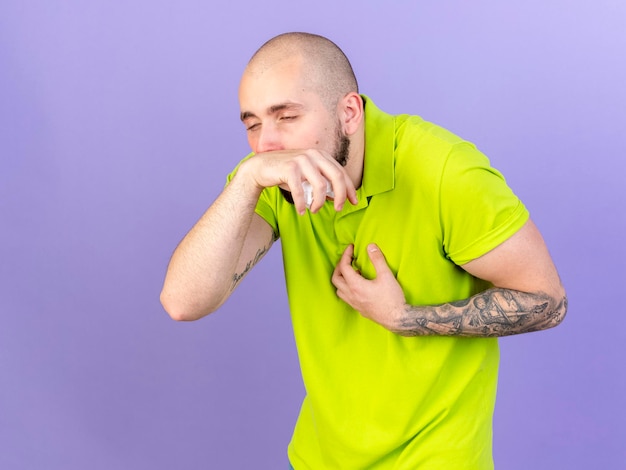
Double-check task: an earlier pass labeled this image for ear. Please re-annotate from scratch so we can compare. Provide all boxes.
[338,92,364,136]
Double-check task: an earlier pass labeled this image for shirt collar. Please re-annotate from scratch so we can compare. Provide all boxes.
[361,95,396,197]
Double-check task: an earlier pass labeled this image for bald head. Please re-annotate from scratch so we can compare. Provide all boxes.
[245,32,359,110]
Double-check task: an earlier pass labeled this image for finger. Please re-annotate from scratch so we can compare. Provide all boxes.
[312,152,354,211]
[332,244,352,281]
[332,269,352,305]
[335,285,350,304]
[343,172,358,206]
[367,244,390,278]
[317,167,347,212]
[285,155,320,214]
[296,151,339,213]
[331,261,347,289]
[329,169,358,211]
[337,245,366,285]
[308,175,332,213]
[322,165,348,212]
[332,242,353,274]
[339,244,354,269]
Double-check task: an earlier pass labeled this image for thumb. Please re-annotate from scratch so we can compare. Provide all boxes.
[367,243,389,276]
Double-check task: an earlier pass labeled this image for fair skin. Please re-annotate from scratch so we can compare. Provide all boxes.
[160,55,362,320]
[333,224,567,336]
[161,53,567,335]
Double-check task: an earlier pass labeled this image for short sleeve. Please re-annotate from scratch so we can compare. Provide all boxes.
[440,143,529,265]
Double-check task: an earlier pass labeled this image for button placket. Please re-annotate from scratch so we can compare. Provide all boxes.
[333,188,369,263]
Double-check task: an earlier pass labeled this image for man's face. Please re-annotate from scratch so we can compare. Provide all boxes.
[238,57,348,165]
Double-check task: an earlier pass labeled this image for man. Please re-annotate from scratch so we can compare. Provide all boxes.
[161,32,567,469]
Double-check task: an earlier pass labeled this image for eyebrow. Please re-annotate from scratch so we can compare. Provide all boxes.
[240,102,304,122]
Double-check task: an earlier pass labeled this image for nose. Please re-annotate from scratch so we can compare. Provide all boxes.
[254,123,283,154]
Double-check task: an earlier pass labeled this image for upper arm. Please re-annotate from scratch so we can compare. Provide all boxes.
[461,218,565,300]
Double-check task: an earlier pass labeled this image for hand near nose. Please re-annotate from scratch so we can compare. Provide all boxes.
[239,148,358,214]
[331,244,407,333]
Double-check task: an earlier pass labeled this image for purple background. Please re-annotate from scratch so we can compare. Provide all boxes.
[1,1,624,468]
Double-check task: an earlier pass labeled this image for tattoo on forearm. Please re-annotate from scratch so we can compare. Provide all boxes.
[399,289,568,337]
[230,235,275,291]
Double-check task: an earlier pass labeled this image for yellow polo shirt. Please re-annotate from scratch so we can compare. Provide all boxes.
[229,96,528,469]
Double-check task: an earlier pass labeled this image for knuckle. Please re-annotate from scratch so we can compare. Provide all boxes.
[284,160,299,173]
[293,153,310,165]
[314,180,328,192]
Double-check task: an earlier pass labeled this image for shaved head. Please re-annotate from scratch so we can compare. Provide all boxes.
[245,32,359,110]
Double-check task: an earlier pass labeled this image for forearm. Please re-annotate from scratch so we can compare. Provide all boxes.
[396,288,568,337]
[160,165,271,320]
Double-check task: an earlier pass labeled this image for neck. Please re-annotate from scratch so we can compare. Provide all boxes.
[346,126,365,190]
